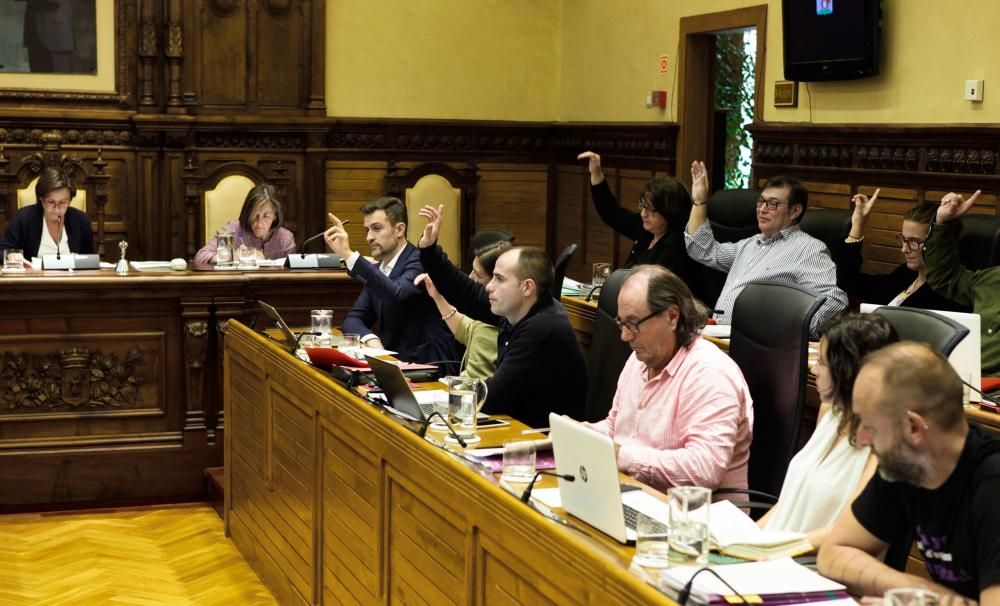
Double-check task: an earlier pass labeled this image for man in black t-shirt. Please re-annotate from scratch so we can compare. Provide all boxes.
[818,342,1000,603]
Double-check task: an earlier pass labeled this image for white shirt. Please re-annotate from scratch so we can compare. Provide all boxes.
[37,220,70,258]
[762,408,871,534]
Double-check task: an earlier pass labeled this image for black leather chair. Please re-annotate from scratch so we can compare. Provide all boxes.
[799,207,852,252]
[583,269,633,422]
[958,214,1000,270]
[700,189,761,306]
[871,306,970,356]
[551,243,578,298]
[728,282,826,498]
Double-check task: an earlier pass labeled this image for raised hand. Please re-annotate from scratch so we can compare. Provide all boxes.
[936,190,981,224]
[849,187,880,231]
[414,272,441,299]
[690,161,709,205]
[417,204,444,248]
[576,151,605,185]
[323,213,352,258]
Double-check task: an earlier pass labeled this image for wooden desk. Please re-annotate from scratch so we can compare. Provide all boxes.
[562,295,597,357]
[0,268,361,510]
[224,320,672,606]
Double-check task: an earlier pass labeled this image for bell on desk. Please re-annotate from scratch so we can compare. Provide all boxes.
[115,240,129,275]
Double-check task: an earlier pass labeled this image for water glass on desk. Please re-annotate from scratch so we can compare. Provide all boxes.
[501,439,536,483]
[2,249,25,272]
[667,486,711,565]
[633,512,671,569]
[592,262,611,287]
[310,309,333,347]
[447,376,487,445]
[884,588,939,606]
[237,245,259,270]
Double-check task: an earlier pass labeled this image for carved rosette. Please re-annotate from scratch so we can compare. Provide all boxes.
[0,347,145,411]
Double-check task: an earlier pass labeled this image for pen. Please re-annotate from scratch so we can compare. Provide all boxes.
[521,427,550,434]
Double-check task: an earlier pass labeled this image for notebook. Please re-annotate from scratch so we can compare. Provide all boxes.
[860,304,982,402]
[657,558,847,606]
[548,412,669,544]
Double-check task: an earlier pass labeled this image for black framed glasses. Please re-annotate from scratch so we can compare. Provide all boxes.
[755,195,788,210]
[614,309,663,334]
[895,234,927,250]
[637,195,656,213]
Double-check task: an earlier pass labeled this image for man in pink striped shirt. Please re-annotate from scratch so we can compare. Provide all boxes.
[588,265,753,493]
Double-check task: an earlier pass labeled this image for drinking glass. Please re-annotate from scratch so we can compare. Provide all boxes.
[341,333,360,349]
[431,376,458,431]
[501,439,537,483]
[667,486,711,565]
[447,376,488,445]
[237,245,259,270]
[633,512,671,568]
[3,249,25,272]
[592,262,611,287]
[215,232,235,268]
[884,588,939,606]
[310,309,333,347]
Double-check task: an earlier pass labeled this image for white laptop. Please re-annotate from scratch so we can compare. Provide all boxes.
[548,413,669,544]
[860,303,981,403]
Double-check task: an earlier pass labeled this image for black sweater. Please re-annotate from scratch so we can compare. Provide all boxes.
[419,244,588,428]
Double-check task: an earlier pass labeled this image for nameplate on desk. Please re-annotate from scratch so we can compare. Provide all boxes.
[287,253,341,269]
[41,254,100,270]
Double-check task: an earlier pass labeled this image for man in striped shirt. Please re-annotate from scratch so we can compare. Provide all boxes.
[684,161,847,332]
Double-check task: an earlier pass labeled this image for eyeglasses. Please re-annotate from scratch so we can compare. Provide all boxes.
[755,196,788,211]
[42,199,70,208]
[614,309,663,334]
[637,195,656,214]
[895,234,927,250]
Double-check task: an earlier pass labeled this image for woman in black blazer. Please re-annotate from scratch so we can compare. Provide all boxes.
[0,167,93,261]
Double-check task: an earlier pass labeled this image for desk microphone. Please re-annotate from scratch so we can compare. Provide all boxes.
[56,216,63,260]
[585,284,600,302]
[417,411,467,448]
[962,378,1000,410]
[299,220,350,258]
[520,470,575,503]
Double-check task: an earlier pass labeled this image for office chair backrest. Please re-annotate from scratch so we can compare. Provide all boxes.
[872,306,970,357]
[552,243,578,298]
[799,207,852,253]
[729,282,825,497]
[584,269,634,422]
[700,189,761,307]
[467,228,515,271]
[958,214,1000,270]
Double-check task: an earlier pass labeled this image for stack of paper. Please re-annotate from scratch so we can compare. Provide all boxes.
[658,558,847,605]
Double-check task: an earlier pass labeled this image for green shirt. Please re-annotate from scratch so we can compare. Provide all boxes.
[456,316,499,380]
[924,220,1000,377]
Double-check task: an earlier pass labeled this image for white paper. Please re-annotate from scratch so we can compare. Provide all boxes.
[701,324,731,338]
[709,500,807,548]
[659,558,845,597]
[413,389,448,405]
[258,258,286,267]
[131,261,173,270]
[621,490,670,523]
[529,487,562,508]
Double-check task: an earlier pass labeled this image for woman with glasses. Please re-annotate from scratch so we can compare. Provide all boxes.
[757,312,898,549]
[577,150,701,298]
[195,183,295,265]
[837,193,969,312]
[0,167,93,261]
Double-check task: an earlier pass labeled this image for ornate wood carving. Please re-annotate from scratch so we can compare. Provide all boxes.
[89,149,111,257]
[184,319,208,435]
[0,347,145,411]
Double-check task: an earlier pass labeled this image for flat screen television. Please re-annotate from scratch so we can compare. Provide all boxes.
[782,0,882,81]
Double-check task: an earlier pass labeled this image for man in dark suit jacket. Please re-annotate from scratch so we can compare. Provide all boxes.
[324,197,461,367]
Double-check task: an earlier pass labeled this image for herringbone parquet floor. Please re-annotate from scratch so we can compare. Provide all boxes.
[0,503,277,606]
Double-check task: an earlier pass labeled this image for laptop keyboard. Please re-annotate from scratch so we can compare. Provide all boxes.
[623,503,669,533]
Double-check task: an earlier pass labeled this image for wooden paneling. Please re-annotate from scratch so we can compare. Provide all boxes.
[225,321,674,606]
[0,270,361,511]
[477,163,549,249]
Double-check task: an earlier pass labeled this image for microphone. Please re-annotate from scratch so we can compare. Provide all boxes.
[520,469,575,503]
[56,216,63,260]
[962,378,1000,410]
[585,284,600,302]
[417,410,467,448]
[300,219,350,258]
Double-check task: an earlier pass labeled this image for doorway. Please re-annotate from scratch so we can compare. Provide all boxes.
[677,6,767,191]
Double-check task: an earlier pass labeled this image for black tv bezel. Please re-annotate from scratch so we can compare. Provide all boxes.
[781,0,882,82]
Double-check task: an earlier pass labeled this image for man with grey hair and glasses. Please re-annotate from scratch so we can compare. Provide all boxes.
[586,264,753,493]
